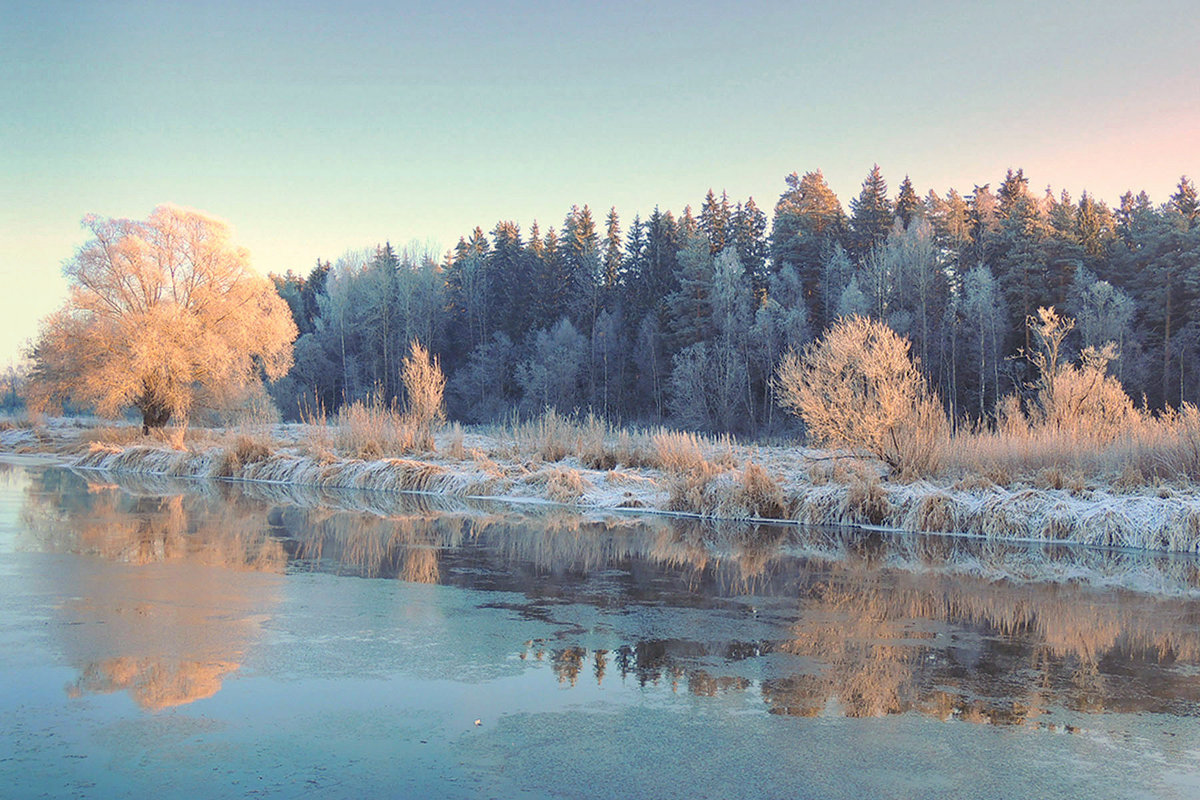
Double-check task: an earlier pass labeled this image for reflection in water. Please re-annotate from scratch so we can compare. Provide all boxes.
[18,466,1200,724]
[21,469,283,709]
[67,657,238,711]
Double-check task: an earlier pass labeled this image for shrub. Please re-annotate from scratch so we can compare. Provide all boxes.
[401,340,445,451]
[774,315,947,474]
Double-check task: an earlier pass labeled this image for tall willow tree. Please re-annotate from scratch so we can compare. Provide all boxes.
[28,205,297,430]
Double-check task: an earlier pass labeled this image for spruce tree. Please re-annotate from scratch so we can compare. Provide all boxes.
[732,197,769,295]
[700,189,732,255]
[848,164,894,263]
[894,175,921,228]
[665,233,714,351]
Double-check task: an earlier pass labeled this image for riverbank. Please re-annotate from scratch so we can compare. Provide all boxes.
[4,415,1200,554]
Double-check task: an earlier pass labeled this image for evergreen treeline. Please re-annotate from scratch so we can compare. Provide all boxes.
[269,168,1200,433]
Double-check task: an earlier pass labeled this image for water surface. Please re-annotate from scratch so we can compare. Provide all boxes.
[2,461,1199,798]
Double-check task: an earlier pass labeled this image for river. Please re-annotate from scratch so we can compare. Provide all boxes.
[2,460,1199,798]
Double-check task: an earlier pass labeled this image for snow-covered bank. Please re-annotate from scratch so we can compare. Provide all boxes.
[6,418,1200,554]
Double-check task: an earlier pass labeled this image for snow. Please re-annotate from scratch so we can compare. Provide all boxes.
[8,418,1200,554]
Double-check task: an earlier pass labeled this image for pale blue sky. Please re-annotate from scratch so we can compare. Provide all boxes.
[2,0,1197,365]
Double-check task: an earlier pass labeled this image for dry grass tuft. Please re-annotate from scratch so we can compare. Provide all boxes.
[81,426,136,446]
[613,430,653,468]
[665,460,724,514]
[333,397,426,458]
[845,471,891,525]
[734,462,788,519]
[652,429,733,473]
[210,434,273,478]
[525,465,592,504]
[511,408,577,462]
[446,423,466,460]
[952,473,996,492]
[939,402,1200,488]
[577,414,617,470]
[904,491,963,533]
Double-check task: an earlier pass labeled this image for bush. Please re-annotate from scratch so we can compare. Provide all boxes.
[401,340,446,450]
[774,315,947,474]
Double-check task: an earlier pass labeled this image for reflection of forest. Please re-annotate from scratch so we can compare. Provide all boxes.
[523,562,1200,726]
[20,466,1200,721]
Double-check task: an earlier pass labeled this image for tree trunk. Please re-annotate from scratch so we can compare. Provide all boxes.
[140,402,172,434]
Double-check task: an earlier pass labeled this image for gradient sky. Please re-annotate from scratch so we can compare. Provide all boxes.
[2,0,1197,366]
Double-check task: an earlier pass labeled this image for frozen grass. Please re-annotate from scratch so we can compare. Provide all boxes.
[940,403,1200,489]
[20,404,1200,555]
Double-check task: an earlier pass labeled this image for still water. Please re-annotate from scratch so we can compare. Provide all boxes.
[2,460,1199,799]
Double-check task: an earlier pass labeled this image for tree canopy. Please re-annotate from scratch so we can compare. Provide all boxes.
[28,205,297,429]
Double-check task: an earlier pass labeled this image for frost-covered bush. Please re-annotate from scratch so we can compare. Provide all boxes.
[774,315,947,474]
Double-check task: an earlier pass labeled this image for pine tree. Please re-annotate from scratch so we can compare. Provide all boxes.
[894,175,921,228]
[602,206,623,296]
[848,164,893,263]
[699,189,732,255]
[993,170,1050,353]
[530,225,566,331]
[1042,189,1085,307]
[964,184,1001,270]
[621,214,649,316]
[1076,192,1114,263]
[489,220,529,340]
[643,207,681,314]
[731,197,768,295]
[666,233,714,351]
[1172,175,1199,228]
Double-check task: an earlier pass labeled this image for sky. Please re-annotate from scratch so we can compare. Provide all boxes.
[2,0,1197,367]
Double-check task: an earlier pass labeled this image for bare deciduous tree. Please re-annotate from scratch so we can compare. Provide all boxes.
[27,205,297,430]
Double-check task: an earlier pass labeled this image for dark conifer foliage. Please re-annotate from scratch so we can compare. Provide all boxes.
[268,169,1200,433]
[848,164,893,263]
[894,176,921,228]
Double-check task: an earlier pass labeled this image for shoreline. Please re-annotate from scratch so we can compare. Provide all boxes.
[5,418,1200,555]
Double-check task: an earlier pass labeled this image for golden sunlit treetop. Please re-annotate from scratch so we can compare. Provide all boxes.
[27,205,297,430]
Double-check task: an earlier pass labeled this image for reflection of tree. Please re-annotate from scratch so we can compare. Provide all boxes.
[517,561,1200,726]
[23,475,285,572]
[67,658,238,711]
[21,469,283,709]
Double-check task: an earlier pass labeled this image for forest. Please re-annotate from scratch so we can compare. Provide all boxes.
[265,166,1200,435]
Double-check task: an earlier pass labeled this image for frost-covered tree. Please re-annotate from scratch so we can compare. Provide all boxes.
[751,263,809,425]
[837,276,871,320]
[449,332,516,422]
[632,313,667,421]
[960,265,1006,418]
[1069,268,1135,367]
[665,234,714,350]
[590,308,625,418]
[887,217,940,367]
[819,243,855,328]
[709,249,754,430]
[28,205,297,430]
[517,318,588,413]
[668,342,713,429]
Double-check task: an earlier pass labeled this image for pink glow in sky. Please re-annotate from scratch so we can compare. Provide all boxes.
[1,0,1197,365]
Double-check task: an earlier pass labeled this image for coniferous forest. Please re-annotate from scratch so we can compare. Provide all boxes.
[268,167,1200,435]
